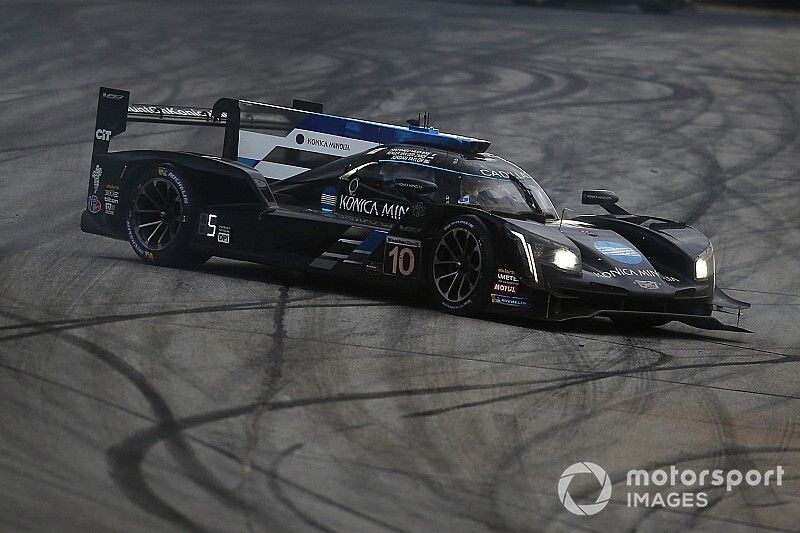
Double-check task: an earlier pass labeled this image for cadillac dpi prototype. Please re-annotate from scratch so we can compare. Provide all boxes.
[81,88,750,332]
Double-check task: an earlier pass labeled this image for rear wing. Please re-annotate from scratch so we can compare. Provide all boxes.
[92,87,491,180]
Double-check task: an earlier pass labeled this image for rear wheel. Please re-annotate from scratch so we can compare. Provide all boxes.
[126,166,210,268]
[429,216,495,316]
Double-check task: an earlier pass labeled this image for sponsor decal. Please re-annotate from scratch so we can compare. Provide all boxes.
[492,282,517,295]
[396,180,425,190]
[594,267,659,279]
[458,195,470,205]
[303,136,350,151]
[492,268,520,295]
[348,178,359,195]
[593,240,642,265]
[91,164,102,193]
[102,92,124,100]
[364,261,382,274]
[491,294,530,308]
[441,298,473,311]
[103,185,119,216]
[320,185,336,213]
[581,229,599,237]
[558,461,784,516]
[386,235,421,247]
[634,280,660,290]
[479,169,512,179]
[95,129,111,141]
[593,268,678,282]
[338,195,409,220]
[496,268,519,284]
[385,147,435,164]
[411,202,426,218]
[583,192,614,202]
[127,105,211,118]
[87,195,102,214]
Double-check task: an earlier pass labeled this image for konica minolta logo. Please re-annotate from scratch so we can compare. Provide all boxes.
[295,134,350,152]
[127,105,210,118]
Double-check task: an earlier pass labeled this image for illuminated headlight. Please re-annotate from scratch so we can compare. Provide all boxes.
[694,246,714,281]
[553,248,581,273]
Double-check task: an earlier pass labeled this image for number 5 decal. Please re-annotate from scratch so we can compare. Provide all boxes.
[384,236,421,277]
[206,214,217,237]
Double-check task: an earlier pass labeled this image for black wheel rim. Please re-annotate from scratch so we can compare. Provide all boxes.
[433,227,482,304]
[131,177,184,251]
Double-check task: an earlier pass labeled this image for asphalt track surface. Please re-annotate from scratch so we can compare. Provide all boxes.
[1,1,799,531]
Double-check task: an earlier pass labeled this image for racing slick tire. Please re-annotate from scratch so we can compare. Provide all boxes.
[125,166,211,268]
[428,216,495,317]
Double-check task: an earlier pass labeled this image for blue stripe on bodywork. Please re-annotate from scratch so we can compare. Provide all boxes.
[354,230,387,253]
[298,114,489,154]
[237,156,260,168]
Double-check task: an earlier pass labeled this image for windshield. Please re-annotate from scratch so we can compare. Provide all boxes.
[459,175,532,215]
[375,153,559,219]
[459,157,558,219]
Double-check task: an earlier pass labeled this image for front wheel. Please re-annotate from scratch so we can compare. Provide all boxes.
[428,216,495,316]
[125,166,210,268]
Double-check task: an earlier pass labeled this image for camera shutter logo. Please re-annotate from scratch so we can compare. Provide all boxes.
[558,462,612,516]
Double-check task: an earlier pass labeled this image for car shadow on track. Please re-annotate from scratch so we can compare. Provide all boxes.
[103,254,747,343]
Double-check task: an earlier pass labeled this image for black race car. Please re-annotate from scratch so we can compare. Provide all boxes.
[81,88,749,332]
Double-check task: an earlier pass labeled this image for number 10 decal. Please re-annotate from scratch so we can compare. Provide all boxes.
[384,236,421,277]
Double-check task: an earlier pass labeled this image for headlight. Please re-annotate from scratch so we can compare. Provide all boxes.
[509,230,583,281]
[694,246,714,281]
[553,248,581,272]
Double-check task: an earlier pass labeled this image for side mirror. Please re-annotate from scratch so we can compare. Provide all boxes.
[395,178,438,194]
[582,189,618,205]
[581,190,629,215]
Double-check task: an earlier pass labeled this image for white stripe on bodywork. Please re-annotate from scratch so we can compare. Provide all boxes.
[238,128,379,181]
[253,161,311,180]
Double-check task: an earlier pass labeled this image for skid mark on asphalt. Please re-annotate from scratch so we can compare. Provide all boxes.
[265,444,336,533]
[239,285,289,532]
[0,300,396,338]
[2,301,796,530]
[0,310,211,530]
